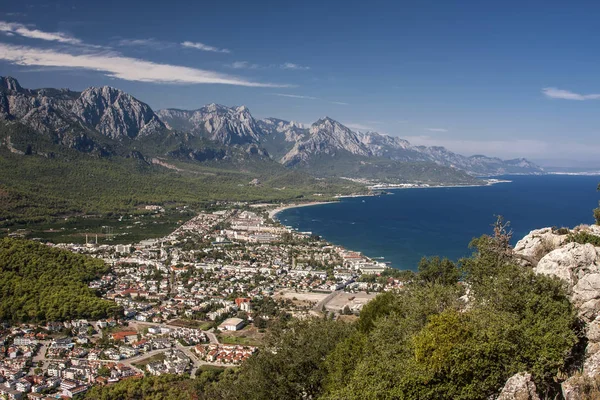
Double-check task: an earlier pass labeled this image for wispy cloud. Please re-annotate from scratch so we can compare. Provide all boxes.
[542,87,600,101]
[228,61,260,69]
[280,62,310,70]
[0,43,289,87]
[0,20,82,45]
[228,61,311,71]
[117,38,173,50]
[426,128,448,132]
[181,41,230,53]
[118,38,231,54]
[274,93,318,100]
[272,92,347,105]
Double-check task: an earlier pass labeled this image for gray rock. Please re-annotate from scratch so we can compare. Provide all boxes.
[72,86,164,139]
[281,117,371,167]
[157,104,261,145]
[497,372,540,400]
[0,77,164,147]
[561,376,582,400]
[535,243,600,292]
[514,227,569,262]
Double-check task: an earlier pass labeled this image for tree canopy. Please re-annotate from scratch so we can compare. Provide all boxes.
[0,237,121,322]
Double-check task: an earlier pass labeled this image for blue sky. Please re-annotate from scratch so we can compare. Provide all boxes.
[1,0,599,167]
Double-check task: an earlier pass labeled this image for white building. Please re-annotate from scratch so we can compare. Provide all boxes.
[218,318,245,331]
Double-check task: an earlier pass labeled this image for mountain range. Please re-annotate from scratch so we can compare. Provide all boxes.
[0,76,543,181]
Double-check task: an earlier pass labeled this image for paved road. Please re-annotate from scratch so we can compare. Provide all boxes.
[29,341,50,375]
[313,290,342,312]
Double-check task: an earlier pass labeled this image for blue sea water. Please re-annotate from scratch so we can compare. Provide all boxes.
[276,175,600,271]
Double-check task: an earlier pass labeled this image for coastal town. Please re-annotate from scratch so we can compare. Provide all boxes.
[0,203,406,399]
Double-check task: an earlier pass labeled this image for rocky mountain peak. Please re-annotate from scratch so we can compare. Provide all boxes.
[72,86,164,140]
[280,116,371,166]
[0,76,23,93]
[157,103,261,146]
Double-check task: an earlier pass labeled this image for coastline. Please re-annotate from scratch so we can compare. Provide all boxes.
[268,201,336,221]
[269,179,513,222]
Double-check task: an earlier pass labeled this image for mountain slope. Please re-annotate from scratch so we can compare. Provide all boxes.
[157,104,261,145]
[154,98,543,177]
[72,86,164,139]
[280,117,371,167]
[256,117,308,160]
[0,76,167,155]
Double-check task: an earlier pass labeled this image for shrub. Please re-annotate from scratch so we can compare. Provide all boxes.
[567,231,600,247]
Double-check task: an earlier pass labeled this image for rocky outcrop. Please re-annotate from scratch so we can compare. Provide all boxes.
[535,242,600,320]
[0,77,165,147]
[515,225,600,399]
[258,118,307,143]
[514,227,570,264]
[72,87,164,139]
[157,104,261,145]
[497,372,540,400]
[281,117,371,167]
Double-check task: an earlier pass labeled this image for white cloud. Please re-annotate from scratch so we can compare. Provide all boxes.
[274,93,318,100]
[281,62,310,70]
[117,38,173,50]
[181,41,230,53]
[272,92,347,105]
[542,87,600,101]
[229,62,311,71]
[229,61,260,69]
[426,128,448,132]
[0,21,82,45]
[0,43,289,87]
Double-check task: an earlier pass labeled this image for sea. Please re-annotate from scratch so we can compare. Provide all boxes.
[275,175,600,271]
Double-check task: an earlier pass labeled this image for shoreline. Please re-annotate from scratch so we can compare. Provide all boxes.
[270,179,513,221]
[268,201,336,221]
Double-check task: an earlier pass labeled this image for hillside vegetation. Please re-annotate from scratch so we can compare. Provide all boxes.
[0,237,121,322]
[0,146,363,227]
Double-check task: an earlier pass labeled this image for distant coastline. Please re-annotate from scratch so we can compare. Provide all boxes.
[547,171,600,176]
[269,178,512,222]
[268,201,335,221]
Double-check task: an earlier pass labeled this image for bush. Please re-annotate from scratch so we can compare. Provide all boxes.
[567,231,600,247]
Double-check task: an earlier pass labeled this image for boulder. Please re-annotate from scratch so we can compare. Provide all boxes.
[514,228,569,262]
[561,376,582,400]
[497,372,540,400]
[534,243,600,291]
[586,317,600,343]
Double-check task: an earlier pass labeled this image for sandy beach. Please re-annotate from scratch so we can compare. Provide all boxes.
[268,201,335,221]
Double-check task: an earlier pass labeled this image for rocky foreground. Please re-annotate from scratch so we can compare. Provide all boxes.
[498,224,600,399]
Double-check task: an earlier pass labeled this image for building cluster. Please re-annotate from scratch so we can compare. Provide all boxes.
[2,205,401,396]
[145,349,190,376]
[195,344,256,365]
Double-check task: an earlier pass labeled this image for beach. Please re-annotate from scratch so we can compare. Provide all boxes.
[268,201,335,221]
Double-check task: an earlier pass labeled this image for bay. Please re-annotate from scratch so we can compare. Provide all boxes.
[276,175,600,271]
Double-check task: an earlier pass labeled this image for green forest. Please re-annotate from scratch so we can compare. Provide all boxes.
[0,148,363,227]
[82,373,223,400]
[81,222,582,400]
[0,237,121,322]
